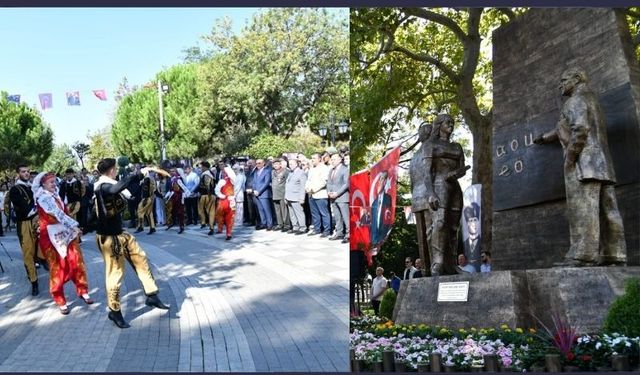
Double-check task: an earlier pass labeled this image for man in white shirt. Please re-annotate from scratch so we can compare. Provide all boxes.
[305,153,331,236]
[183,165,200,226]
[370,267,388,316]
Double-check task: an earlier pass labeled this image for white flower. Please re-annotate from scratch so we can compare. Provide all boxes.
[595,342,602,350]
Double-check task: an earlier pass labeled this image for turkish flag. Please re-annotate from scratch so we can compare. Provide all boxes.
[92,90,107,101]
[349,169,372,265]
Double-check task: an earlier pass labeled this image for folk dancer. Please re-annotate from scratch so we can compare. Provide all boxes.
[33,172,93,315]
[94,158,169,328]
[215,166,236,240]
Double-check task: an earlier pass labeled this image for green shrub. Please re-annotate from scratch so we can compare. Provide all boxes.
[379,288,397,320]
[603,277,640,337]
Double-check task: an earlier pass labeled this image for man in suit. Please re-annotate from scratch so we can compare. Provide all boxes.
[462,202,481,272]
[327,153,349,243]
[370,171,392,246]
[534,68,626,266]
[285,158,307,234]
[402,257,417,280]
[244,159,259,226]
[252,159,273,230]
[271,159,290,231]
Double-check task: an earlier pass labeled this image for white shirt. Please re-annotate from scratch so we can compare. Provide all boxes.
[371,276,388,301]
[305,164,330,199]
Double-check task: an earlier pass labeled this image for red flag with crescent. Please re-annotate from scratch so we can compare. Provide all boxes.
[349,169,372,264]
[368,147,400,253]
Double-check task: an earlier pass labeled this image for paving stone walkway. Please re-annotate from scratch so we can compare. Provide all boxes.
[0,224,349,372]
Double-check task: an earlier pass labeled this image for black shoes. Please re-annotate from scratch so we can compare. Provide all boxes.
[320,233,329,238]
[329,235,344,241]
[225,236,232,241]
[135,227,144,233]
[145,294,170,310]
[178,227,184,234]
[295,230,305,235]
[108,310,130,329]
[207,229,214,236]
[31,281,39,296]
[342,237,350,244]
[286,229,295,234]
[148,228,156,235]
[200,224,207,229]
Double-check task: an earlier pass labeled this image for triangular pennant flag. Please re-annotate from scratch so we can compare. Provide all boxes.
[38,93,53,110]
[92,89,107,101]
[7,94,20,104]
[66,91,81,106]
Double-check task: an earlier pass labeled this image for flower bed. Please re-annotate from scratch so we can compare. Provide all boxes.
[349,316,640,372]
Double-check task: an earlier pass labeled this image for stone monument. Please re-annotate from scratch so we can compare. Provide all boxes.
[491,8,639,269]
[394,8,640,332]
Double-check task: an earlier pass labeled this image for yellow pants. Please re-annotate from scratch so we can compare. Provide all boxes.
[96,232,159,311]
[67,201,81,221]
[17,217,41,282]
[136,197,155,229]
[198,195,216,229]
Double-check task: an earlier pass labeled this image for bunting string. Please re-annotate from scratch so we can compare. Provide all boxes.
[6,89,109,110]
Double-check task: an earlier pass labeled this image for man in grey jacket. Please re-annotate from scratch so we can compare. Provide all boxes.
[327,153,350,243]
[285,158,307,234]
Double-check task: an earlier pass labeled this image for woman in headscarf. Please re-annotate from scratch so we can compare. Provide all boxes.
[33,172,93,315]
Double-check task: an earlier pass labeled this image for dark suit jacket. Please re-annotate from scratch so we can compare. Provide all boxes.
[253,166,272,199]
[327,164,349,203]
[370,192,392,245]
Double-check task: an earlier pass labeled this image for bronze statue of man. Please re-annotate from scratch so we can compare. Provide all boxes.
[534,67,626,266]
[423,114,470,275]
[409,122,432,274]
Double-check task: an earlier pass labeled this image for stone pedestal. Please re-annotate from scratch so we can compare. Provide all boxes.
[393,267,640,333]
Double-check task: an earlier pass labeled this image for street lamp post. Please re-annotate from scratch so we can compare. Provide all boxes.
[157,81,170,161]
[318,113,350,146]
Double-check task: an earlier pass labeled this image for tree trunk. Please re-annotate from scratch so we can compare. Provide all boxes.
[470,117,493,254]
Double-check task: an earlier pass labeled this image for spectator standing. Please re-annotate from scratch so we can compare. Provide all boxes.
[305,153,331,236]
[285,158,307,234]
[370,267,387,316]
[327,153,349,243]
[233,166,246,226]
[388,271,401,293]
[402,257,417,280]
[271,159,290,231]
[183,165,200,226]
[252,159,273,230]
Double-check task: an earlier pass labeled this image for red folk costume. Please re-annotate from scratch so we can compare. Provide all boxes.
[33,172,92,311]
[215,167,236,239]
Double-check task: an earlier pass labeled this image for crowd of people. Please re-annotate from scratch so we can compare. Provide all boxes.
[0,146,350,327]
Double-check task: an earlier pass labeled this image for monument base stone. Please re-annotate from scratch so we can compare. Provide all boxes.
[393,267,640,334]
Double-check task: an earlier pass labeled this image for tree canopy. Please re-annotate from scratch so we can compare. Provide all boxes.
[0,92,53,173]
[42,143,77,175]
[111,8,349,162]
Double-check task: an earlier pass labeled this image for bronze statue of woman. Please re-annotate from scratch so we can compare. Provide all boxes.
[423,114,470,275]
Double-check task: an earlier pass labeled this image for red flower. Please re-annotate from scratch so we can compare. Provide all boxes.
[582,355,592,362]
[566,352,576,361]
